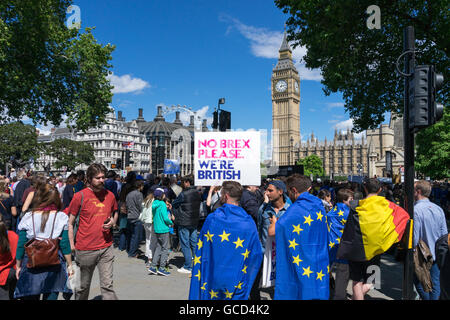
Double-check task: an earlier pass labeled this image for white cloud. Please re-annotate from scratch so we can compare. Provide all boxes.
[326,102,345,109]
[108,72,150,94]
[220,14,322,81]
[333,119,365,139]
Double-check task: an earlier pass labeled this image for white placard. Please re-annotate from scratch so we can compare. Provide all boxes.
[194,131,261,186]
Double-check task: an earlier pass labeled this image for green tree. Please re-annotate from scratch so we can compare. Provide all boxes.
[46,138,95,171]
[275,0,449,132]
[415,111,450,179]
[298,154,324,177]
[0,0,115,131]
[0,122,42,169]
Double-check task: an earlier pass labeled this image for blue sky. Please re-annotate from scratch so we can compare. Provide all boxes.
[58,0,373,142]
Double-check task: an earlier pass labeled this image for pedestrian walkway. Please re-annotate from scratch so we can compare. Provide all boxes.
[63,245,402,300]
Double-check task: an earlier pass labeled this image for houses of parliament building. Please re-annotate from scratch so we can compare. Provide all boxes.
[271,32,404,178]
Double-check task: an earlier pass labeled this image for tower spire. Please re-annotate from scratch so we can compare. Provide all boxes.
[279,29,292,53]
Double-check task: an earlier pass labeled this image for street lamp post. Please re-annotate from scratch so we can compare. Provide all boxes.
[145,132,151,173]
[290,137,294,165]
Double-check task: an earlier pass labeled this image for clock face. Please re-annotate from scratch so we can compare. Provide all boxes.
[275,80,287,92]
[294,81,299,93]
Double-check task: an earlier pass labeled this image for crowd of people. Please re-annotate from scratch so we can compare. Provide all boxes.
[0,165,449,300]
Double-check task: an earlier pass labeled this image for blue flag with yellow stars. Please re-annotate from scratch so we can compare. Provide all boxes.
[275,191,330,300]
[189,203,263,300]
[326,202,350,265]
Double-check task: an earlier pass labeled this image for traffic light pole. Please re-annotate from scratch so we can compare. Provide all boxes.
[402,26,415,300]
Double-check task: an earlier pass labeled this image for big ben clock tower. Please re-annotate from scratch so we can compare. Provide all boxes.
[272,31,300,166]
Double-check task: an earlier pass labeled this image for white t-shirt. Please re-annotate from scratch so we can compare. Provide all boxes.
[18,211,69,240]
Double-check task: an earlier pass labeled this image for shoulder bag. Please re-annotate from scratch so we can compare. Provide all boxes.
[24,211,61,269]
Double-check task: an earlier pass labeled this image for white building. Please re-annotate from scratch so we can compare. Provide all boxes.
[36,107,151,174]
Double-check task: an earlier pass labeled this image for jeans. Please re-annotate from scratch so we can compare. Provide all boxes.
[127,220,143,257]
[414,262,440,300]
[178,226,198,271]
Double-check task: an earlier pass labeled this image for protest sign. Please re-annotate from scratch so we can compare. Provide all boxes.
[194,131,261,186]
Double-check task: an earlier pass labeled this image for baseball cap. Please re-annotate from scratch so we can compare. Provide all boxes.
[154,188,165,198]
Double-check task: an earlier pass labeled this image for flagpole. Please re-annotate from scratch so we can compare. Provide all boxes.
[401,26,415,300]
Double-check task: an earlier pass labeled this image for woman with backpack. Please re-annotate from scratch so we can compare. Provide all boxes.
[14,184,74,300]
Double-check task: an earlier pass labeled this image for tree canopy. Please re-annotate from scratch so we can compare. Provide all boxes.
[298,154,324,177]
[275,0,449,132]
[45,137,95,171]
[0,122,42,169]
[0,0,115,131]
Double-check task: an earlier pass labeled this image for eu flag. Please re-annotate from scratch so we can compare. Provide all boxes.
[189,203,263,300]
[326,203,350,265]
[275,192,330,300]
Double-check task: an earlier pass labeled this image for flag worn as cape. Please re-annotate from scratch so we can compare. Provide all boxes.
[337,196,410,262]
[189,203,263,300]
[327,202,350,265]
[275,192,330,300]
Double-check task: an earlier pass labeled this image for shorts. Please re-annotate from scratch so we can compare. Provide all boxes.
[348,255,381,283]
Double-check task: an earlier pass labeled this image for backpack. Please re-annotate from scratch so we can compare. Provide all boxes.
[139,199,153,224]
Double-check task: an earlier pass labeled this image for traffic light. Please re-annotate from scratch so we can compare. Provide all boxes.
[125,149,131,167]
[212,110,218,129]
[219,110,231,132]
[116,158,122,169]
[409,65,444,130]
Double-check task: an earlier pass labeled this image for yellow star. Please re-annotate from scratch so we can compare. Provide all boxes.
[242,249,250,260]
[304,215,313,226]
[288,238,299,250]
[209,289,218,299]
[302,266,314,278]
[339,229,344,233]
[336,237,341,244]
[292,255,302,266]
[204,230,214,242]
[224,289,233,299]
[201,282,207,291]
[197,239,203,250]
[316,270,325,281]
[292,224,303,235]
[341,219,347,224]
[233,237,244,249]
[329,241,335,249]
[316,211,323,221]
[218,230,230,242]
[194,270,201,281]
[241,265,248,274]
[234,281,243,290]
[337,210,344,217]
[327,222,331,232]
[193,255,201,266]
[333,206,337,212]
[327,265,330,273]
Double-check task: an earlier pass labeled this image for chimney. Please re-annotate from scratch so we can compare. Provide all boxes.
[154,105,165,122]
[173,111,182,125]
[136,107,145,123]
[202,119,208,132]
[118,111,123,121]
